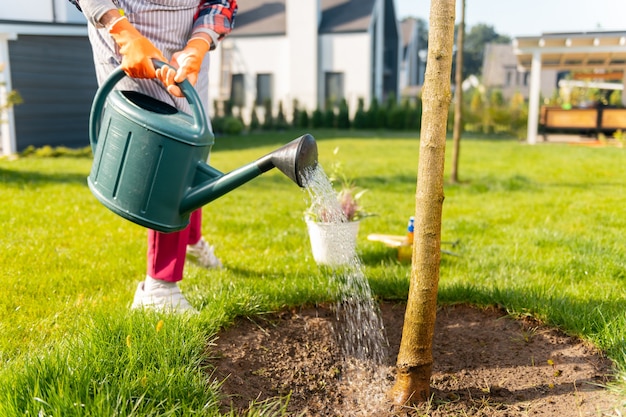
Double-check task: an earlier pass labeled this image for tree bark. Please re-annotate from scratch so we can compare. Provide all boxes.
[450,0,465,183]
[387,0,456,406]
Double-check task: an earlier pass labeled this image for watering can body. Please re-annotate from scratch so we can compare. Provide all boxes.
[88,63,318,233]
[88,64,213,232]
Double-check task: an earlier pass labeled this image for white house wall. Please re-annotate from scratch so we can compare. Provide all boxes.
[320,32,371,116]
[207,45,224,117]
[1,0,85,23]
[286,0,318,116]
[1,2,52,22]
[211,31,372,123]
[214,36,291,123]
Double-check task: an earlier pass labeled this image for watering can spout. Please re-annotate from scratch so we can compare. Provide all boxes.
[179,134,318,215]
[257,133,318,187]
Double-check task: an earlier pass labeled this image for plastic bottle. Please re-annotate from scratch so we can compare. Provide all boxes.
[406,216,415,245]
[398,216,414,262]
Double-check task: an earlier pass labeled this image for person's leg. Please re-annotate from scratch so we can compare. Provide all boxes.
[187,209,202,246]
[131,225,196,313]
[147,227,190,283]
[186,209,223,269]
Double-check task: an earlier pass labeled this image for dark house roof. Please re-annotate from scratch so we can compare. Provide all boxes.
[400,18,415,49]
[319,0,376,34]
[231,0,376,37]
[232,1,286,36]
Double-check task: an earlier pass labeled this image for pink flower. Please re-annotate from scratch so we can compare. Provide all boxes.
[338,188,359,221]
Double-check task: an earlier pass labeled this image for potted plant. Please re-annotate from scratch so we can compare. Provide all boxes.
[304,149,374,266]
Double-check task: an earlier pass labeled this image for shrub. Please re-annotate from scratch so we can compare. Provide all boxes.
[300,110,310,129]
[404,99,421,131]
[211,117,225,134]
[490,107,511,133]
[365,98,379,128]
[275,101,289,131]
[223,117,245,135]
[323,107,336,128]
[291,99,301,128]
[311,108,324,128]
[375,107,388,129]
[387,105,407,130]
[223,100,233,117]
[337,99,350,129]
[609,90,622,107]
[249,107,260,131]
[20,145,92,158]
[353,98,367,130]
[211,116,244,135]
[262,99,273,130]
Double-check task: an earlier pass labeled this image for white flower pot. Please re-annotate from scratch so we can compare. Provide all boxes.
[306,219,360,266]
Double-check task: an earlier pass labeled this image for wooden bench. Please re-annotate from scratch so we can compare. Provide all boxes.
[600,108,626,131]
[540,107,599,141]
[540,106,626,141]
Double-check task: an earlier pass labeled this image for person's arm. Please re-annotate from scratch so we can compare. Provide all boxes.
[192,0,238,50]
[71,0,119,28]
[77,0,166,78]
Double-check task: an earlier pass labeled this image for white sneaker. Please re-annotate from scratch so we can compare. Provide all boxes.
[131,276,197,314]
[186,238,223,269]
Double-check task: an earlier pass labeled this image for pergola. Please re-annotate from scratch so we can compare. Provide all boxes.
[513,31,626,144]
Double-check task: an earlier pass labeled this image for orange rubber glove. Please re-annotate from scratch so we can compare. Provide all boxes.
[108,16,166,79]
[155,37,211,97]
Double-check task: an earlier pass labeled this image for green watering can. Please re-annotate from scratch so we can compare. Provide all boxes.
[88,62,318,233]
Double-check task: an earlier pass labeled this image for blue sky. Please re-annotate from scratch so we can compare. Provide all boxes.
[395,0,626,38]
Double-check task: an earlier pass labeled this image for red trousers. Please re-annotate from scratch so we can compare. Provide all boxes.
[147,209,202,282]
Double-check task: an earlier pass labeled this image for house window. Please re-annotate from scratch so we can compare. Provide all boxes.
[256,73,273,106]
[325,72,344,107]
[230,73,245,107]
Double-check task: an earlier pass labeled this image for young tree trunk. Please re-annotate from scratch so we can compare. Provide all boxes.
[386,0,456,406]
[450,0,465,183]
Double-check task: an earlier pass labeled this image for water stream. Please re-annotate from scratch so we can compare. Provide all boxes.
[302,165,389,366]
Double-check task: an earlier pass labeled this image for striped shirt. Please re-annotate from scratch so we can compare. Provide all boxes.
[74,0,237,48]
[195,1,237,48]
[80,0,237,118]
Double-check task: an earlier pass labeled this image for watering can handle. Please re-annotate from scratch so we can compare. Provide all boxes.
[89,60,207,152]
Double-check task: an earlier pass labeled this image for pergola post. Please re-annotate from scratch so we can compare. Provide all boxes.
[622,71,626,108]
[526,51,542,145]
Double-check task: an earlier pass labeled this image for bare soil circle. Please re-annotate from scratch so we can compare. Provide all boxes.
[210,303,624,416]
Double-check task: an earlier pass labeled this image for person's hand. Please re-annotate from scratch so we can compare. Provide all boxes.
[155,37,211,97]
[108,16,166,78]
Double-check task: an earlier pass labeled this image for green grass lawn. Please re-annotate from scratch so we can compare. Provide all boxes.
[1,131,625,414]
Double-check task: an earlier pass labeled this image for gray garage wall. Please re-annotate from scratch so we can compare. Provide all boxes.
[9,34,98,151]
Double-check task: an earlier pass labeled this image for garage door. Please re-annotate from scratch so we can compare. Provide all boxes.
[9,34,97,151]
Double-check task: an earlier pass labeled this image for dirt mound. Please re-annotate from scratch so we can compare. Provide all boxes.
[210,303,624,416]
